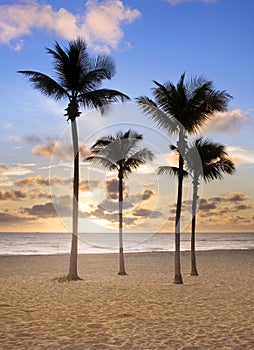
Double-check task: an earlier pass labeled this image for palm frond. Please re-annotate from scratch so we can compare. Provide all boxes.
[157,166,188,177]
[206,89,232,113]
[125,147,154,167]
[186,137,235,181]
[153,80,182,120]
[133,147,154,163]
[80,89,130,114]
[47,41,78,92]
[170,144,178,152]
[136,96,179,133]
[91,54,116,79]
[203,156,235,182]
[138,74,232,136]
[119,130,143,158]
[46,39,114,95]
[91,138,114,150]
[17,71,68,100]
[86,155,117,171]
[80,55,116,92]
[87,129,154,179]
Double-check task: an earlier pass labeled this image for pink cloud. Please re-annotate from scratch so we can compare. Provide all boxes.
[0,0,140,52]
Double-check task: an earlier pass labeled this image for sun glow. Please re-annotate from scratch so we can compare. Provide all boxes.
[92,218,113,228]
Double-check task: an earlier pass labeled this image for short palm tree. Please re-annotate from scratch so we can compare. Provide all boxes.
[186,137,235,276]
[137,73,231,284]
[18,38,129,280]
[86,129,154,275]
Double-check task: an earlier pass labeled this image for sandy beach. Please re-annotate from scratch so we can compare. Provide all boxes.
[0,250,253,350]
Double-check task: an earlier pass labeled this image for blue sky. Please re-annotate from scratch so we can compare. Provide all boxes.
[0,0,253,233]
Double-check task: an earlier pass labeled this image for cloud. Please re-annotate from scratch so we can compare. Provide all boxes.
[0,1,78,50]
[32,140,58,158]
[132,208,163,219]
[106,178,120,200]
[15,176,72,200]
[225,192,249,202]
[210,192,249,203]
[83,0,141,52]
[94,180,156,213]
[226,146,254,166]
[0,189,28,201]
[199,198,217,210]
[0,211,31,223]
[165,0,217,5]
[205,109,250,134]
[32,140,90,159]
[0,0,141,52]
[0,163,33,177]
[23,195,72,218]
[81,204,136,227]
[194,192,252,225]
[15,175,71,187]
[80,180,100,192]
[142,189,155,200]
[81,180,159,227]
[227,215,251,225]
[23,202,58,218]
[25,135,43,144]
[231,204,252,211]
[180,191,252,224]
[29,189,51,200]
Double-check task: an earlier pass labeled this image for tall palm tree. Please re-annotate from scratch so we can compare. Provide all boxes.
[86,129,154,275]
[137,73,231,284]
[186,137,235,276]
[18,38,129,280]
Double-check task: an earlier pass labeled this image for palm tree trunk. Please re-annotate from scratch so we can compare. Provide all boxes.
[174,154,184,284]
[174,131,185,284]
[68,118,80,280]
[191,176,199,276]
[118,172,127,275]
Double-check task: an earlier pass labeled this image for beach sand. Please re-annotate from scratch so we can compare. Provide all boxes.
[0,250,253,350]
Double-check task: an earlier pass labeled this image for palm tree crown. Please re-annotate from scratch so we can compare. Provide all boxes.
[137,73,231,135]
[18,38,129,120]
[186,137,236,182]
[87,130,154,178]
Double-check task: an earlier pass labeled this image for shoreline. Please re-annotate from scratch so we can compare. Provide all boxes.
[1,250,254,349]
[1,232,253,256]
[0,247,253,257]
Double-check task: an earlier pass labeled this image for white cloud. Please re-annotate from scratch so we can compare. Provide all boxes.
[226,146,254,167]
[0,0,141,52]
[81,0,141,52]
[205,109,250,134]
[0,1,77,50]
[0,163,33,177]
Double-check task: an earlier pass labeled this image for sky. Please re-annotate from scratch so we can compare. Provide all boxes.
[0,0,253,234]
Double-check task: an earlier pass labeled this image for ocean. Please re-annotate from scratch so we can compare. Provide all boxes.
[0,232,253,255]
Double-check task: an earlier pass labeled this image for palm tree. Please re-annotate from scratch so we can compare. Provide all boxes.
[137,73,231,284]
[186,137,235,276]
[18,38,129,280]
[86,129,154,275]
